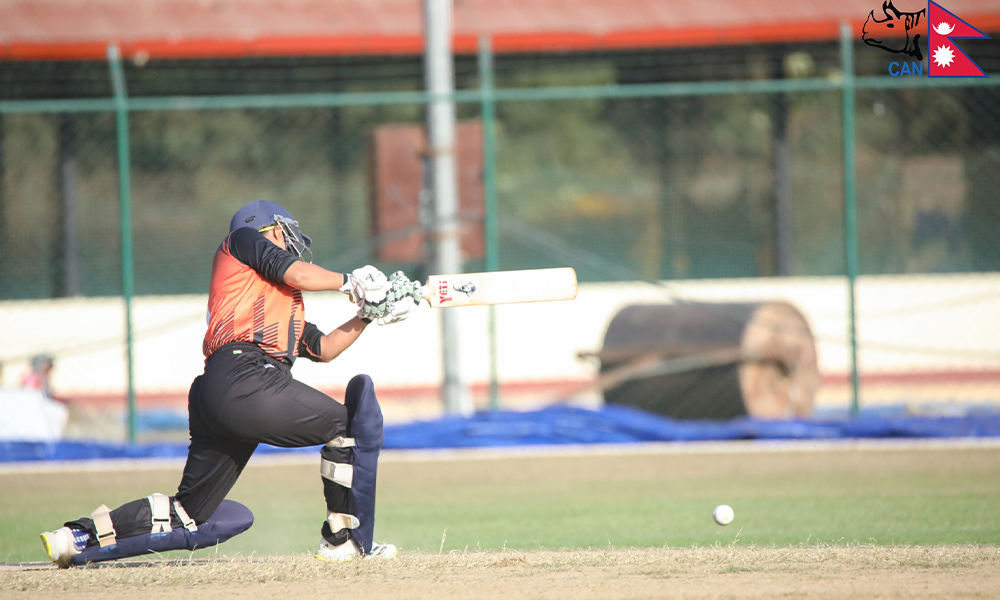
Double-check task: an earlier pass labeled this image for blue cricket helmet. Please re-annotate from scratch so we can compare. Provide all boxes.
[229,200,313,259]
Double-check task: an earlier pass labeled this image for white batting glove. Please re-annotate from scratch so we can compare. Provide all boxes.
[338,265,389,304]
[377,271,424,326]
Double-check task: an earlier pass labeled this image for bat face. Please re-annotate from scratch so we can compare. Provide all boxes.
[423,268,577,308]
[435,280,478,304]
[431,277,479,306]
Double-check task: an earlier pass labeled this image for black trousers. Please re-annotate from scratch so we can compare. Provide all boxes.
[68,342,351,545]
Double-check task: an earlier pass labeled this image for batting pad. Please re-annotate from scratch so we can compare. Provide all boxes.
[70,500,253,566]
[344,374,384,555]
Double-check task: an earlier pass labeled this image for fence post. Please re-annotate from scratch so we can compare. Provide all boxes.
[478,35,501,410]
[423,0,472,415]
[839,24,861,416]
[107,45,138,443]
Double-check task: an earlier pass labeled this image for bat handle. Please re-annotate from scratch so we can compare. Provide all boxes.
[419,284,431,304]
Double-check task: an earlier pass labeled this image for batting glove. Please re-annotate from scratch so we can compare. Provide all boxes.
[338,265,389,304]
[377,271,424,326]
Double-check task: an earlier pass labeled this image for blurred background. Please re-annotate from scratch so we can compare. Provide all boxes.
[1,0,999,444]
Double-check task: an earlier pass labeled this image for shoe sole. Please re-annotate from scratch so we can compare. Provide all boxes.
[313,551,396,562]
[40,533,54,561]
[313,552,356,563]
[40,533,65,568]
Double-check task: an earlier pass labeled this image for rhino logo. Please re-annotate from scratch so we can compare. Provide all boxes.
[863,1,926,60]
[453,281,477,297]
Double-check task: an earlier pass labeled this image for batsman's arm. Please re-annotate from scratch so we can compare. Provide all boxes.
[282,261,348,292]
[300,318,369,363]
[318,317,368,362]
[229,227,346,292]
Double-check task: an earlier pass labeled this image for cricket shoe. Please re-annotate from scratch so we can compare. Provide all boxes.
[315,539,398,562]
[367,543,398,560]
[40,527,81,568]
[315,538,361,562]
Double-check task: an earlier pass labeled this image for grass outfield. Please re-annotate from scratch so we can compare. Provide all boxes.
[1,441,999,563]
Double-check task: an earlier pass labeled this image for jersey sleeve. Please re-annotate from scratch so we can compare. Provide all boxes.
[298,322,325,362]
[226,227,298,286]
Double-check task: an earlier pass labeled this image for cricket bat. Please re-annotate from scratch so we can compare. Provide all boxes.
[420,267,577,308]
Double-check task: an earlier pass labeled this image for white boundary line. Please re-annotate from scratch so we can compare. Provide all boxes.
[2,437,999,474]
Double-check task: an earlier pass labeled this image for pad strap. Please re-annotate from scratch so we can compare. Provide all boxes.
[326,512,360,534]
[320,458,354,488]
[148,493,172,533]
[173,500,199,533]
[325,437,356,449]
[91,504,117,548]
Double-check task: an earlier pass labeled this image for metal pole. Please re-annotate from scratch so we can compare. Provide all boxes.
[771,55,792,277]
[108,45,138,442]
[478,35,501,411]
[423,0,471,415]
[0,115,6,291]
[839,24,861,416]
[58,114,81,297]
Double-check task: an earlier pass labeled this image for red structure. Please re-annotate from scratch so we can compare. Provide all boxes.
[370,121,484,261]
[2,0,998,61]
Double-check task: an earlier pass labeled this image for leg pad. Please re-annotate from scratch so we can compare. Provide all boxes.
[70,500,253,566]
[344,374,384,555]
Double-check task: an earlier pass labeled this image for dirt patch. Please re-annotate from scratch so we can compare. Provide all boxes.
[3,546,999,600]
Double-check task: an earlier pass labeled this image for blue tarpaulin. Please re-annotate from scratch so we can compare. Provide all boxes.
[381,404,1000,447]
[2,404,999,463]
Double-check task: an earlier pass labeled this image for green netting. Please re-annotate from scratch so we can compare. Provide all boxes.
[1,41,999,300]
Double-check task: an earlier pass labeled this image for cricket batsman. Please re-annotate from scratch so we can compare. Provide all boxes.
[40,200,420,567]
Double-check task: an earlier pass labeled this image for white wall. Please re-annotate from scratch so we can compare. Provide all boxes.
[2,273,999,397]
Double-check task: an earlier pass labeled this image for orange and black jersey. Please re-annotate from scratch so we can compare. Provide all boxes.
[203,227,324,363]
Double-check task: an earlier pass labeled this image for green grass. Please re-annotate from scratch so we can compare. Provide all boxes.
[2,444,999,562]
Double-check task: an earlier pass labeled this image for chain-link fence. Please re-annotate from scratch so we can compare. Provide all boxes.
[2,34,999,431]
[4,43,999,294]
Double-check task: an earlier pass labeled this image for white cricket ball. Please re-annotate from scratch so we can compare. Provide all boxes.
[713,504,734,526]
